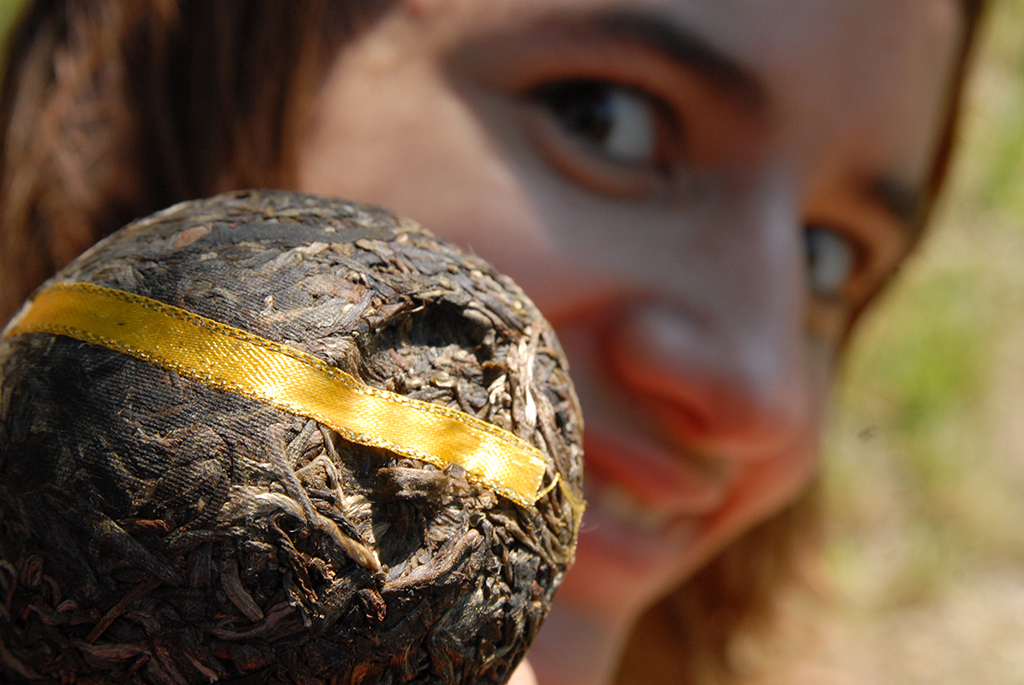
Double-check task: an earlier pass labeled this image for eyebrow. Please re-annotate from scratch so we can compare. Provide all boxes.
[462,9,927,229]
[589,15,929,230]
[574,13,926,228]
[536,9,770,114]
[866,176,926,227]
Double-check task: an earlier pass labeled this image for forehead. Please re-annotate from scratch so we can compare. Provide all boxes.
[425,0,964,68]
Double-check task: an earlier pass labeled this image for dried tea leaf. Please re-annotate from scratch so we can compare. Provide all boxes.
[0,190,583,684]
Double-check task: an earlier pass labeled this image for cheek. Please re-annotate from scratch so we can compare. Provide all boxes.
[298,58,555,276]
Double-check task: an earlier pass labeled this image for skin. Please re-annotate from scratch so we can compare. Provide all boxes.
[296,0,964,682]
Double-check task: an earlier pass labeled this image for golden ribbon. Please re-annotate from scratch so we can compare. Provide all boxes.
[5,283,549,507]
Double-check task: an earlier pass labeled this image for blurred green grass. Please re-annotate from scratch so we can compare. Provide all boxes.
[0,0,21,46]
[825,0,1024,613]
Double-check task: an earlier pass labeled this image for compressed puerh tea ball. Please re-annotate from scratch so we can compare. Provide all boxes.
[0,190,584,684]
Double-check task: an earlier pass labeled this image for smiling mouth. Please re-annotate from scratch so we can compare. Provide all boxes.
[582,428,728,517]
[570,429,730,576]
[573,434,724,563]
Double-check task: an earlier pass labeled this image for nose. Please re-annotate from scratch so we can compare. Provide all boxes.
[609,196,812,457]
[551,195,815,459]
[601,295,811,457]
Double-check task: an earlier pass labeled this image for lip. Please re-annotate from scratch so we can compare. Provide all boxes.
[569,429,723,583]
[582,427,728,518]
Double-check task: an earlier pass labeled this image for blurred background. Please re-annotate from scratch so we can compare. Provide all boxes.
[0,0,1020,682]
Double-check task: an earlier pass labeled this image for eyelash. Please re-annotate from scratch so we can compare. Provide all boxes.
[525,79,682,196]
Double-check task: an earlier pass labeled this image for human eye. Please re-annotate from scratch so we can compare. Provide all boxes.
[531,80,667,167]
[525,79,679,197]
[804,225,856,300]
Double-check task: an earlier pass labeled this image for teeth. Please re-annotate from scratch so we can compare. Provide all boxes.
[586,480,671,532]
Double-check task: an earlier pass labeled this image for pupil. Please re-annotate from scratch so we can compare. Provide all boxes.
[804,227,852,297]
[538,81,613,144]
[805,231,820,269]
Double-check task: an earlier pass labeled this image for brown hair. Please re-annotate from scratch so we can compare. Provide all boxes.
[0,0,395,324]
[0,1,987,683]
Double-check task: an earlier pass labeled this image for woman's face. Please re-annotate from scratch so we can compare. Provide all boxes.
[298,0,963,620]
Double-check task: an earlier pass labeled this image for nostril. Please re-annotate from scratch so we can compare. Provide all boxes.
[600,299,806,453]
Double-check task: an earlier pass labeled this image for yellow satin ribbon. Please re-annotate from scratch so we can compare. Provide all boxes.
[6,283,549,508]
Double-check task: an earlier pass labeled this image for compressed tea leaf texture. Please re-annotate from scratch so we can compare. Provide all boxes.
[0,190,584,684]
